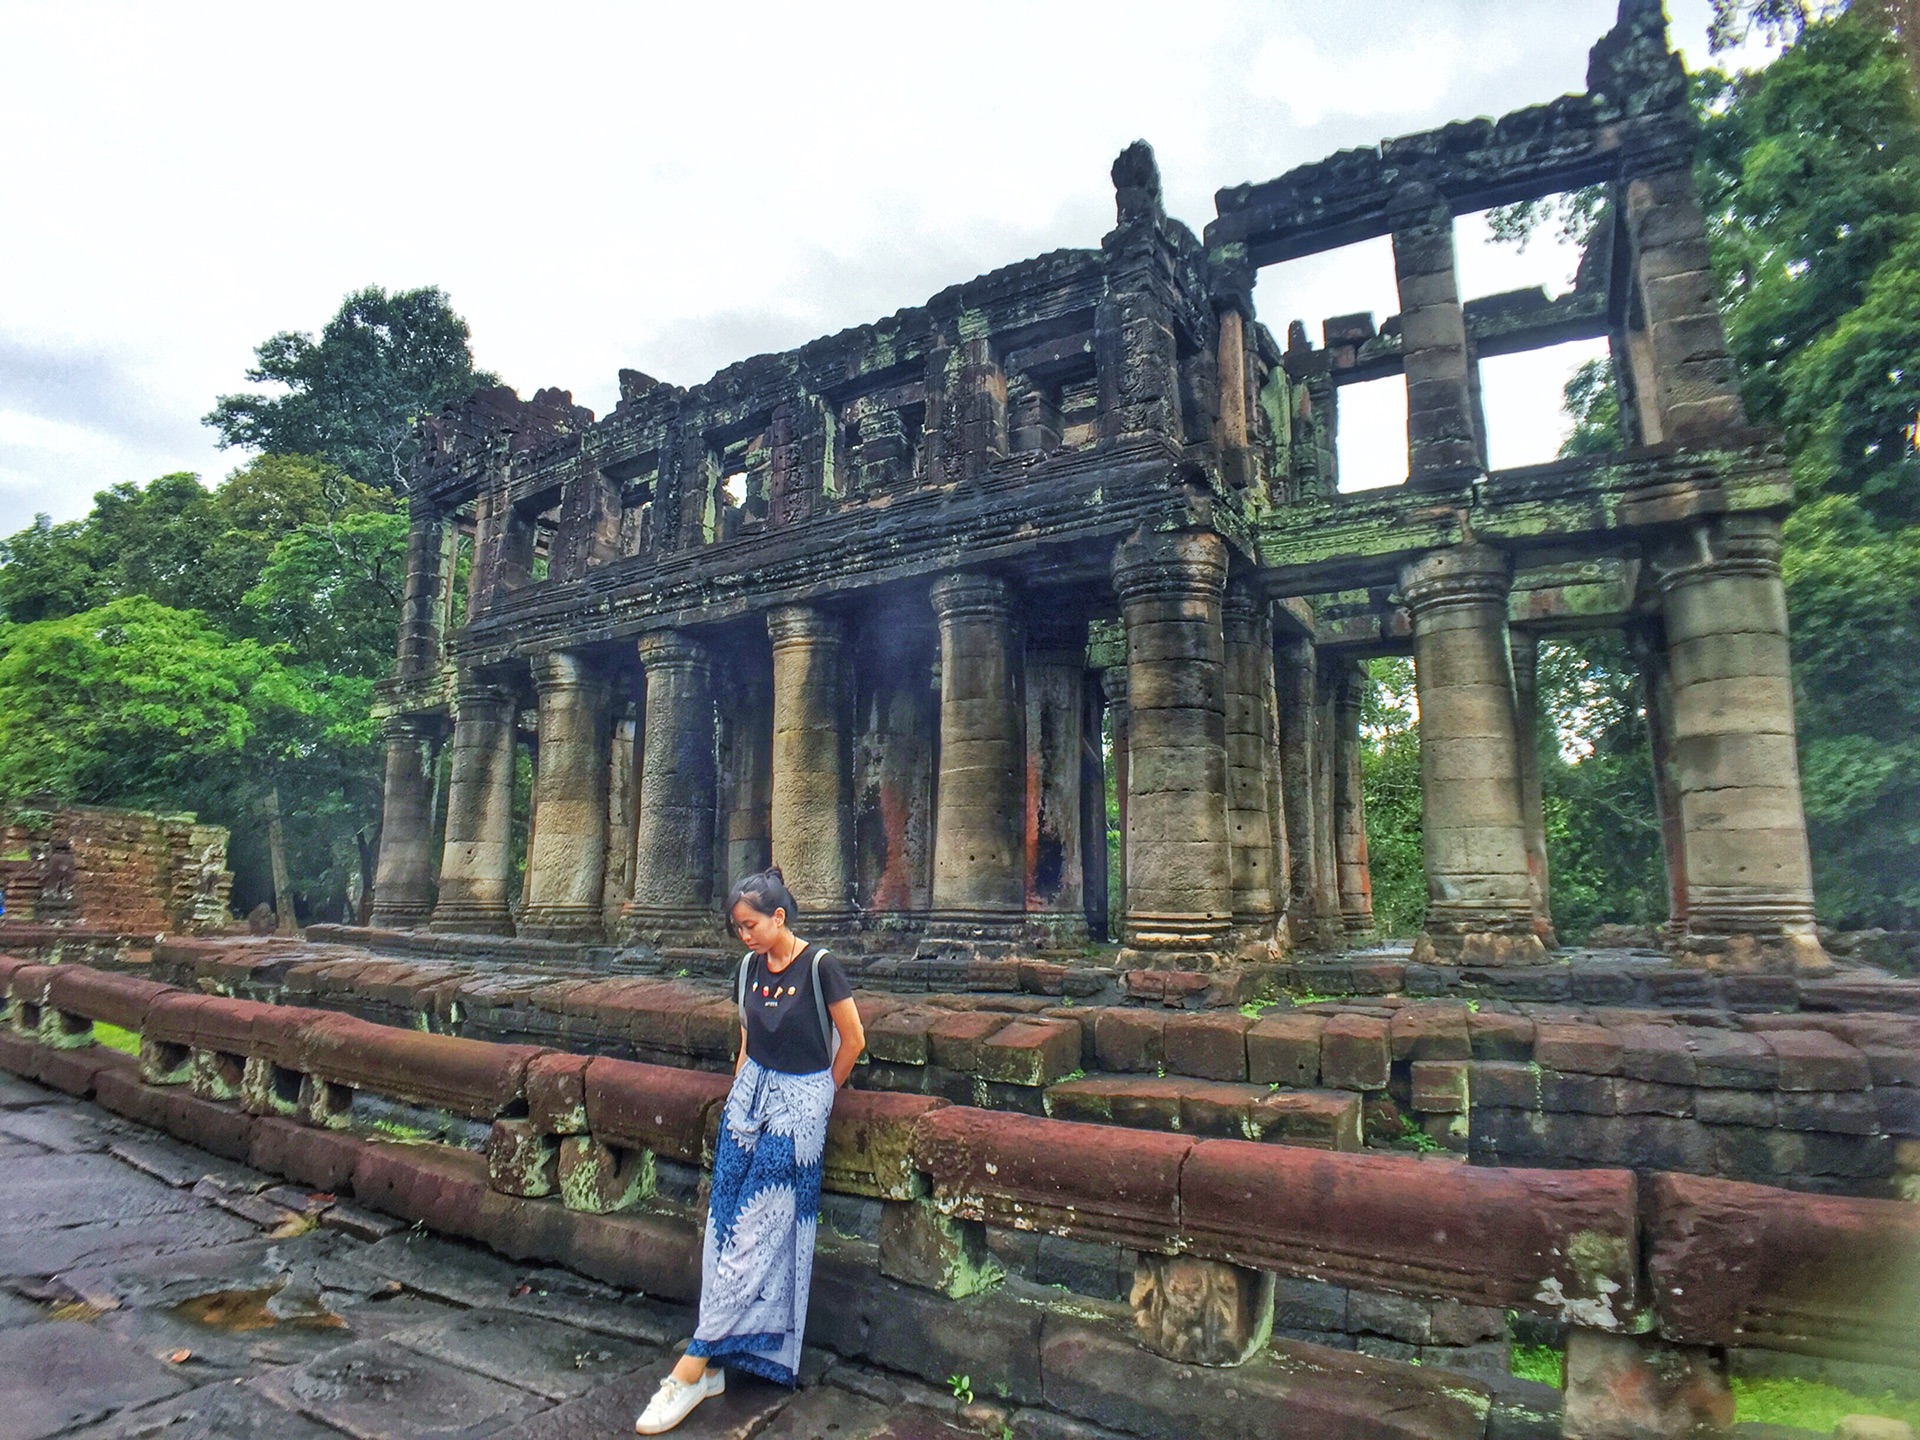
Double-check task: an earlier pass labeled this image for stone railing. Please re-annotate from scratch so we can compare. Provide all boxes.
[4,954,1915,1440]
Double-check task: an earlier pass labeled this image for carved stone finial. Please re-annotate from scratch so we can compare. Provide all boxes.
[1112,139,1165,226]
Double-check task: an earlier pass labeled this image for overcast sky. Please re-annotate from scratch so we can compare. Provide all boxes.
[0,1,1766,535]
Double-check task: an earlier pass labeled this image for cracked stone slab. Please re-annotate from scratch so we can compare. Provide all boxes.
[0,1105,138,1154]
[251,1336,552,1440]
[389,1307,656,1401]
[64,1380,354,1439]
[0,1076,69,1110]
[109,1135,264,1193]
[0,1210,258,1280]
[0,1154,204,1229]
[750,1385,902,1438]
[0,1320,194,1438]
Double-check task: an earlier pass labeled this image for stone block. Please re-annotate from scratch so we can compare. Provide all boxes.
[824,1089,947,1199]
[1614,1024,1698,1086]
[1690,1030,1779,1089]
[1430,1298,1507,1345]
[1616,1080,1694,1117]
[1562,1330,1733,1440]
[1390,1003,1473,1061]
[484,1117,557,1197]
[1320,1013,1389,1090]
[1538,1070,1620,1115]
[1130,1253,1275,1366]
[1469,1060,1541,1110]
[864,1006,940,1066]
[1163,1012,1252,1081]
[248,1115,361,1193]
[1045,1074,1186,1131]
[1179,1135,1639,1321]
[1246,1012,1323,1086]
[1411,1060,1470,1114]
[927,1010,1012,1072]
[1272,1275,1349,1334]
[1533,1023,1624,1076]
[1243,1090,1363,1151]
[878,1198,1002,1297]
[1645,1171,1920,1364]
[977,1018,1081,1087]
[525,1050,590,1134]
[912,1106,1189,1253]
[292,1012,545,1118]
[1092,1009,1166,1073]
[46,965,172,1034]
[580,1056,729,1165]
[554,1134,652,1213]
[1350,1290,1433,1344]
[1763,1029,1872,1092]
[1775,1090,1877,1135]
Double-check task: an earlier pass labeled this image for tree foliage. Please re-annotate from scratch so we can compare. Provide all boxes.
[204,285,496,491]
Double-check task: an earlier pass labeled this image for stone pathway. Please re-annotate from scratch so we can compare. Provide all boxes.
[0,1074,992,1440]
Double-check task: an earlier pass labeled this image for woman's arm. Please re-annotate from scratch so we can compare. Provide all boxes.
[735,1025,748,1077]
[828,996,865,1088]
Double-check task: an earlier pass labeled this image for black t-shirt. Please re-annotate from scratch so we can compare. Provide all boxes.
[742,944,852,1075]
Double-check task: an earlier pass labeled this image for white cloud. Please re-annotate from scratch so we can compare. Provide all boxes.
[0,0,1751,536]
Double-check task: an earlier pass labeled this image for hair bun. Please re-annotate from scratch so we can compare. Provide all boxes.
[764,864,785,883]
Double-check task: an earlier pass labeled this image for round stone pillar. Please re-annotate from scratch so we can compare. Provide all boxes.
[1509,631,1552,935]
[520,652,613,941]
[1222,584,1278,935]
[1401,545,1546,965]
[627,632,718,939]
[1652,515,1827,973]
[768,604,855,931]
[1101,665,1130,928]
[928,573,1025,939]
[431,677,519,936]
[1332,661,1376,939]
[1112,530,1232,959]
[370,713,444,928]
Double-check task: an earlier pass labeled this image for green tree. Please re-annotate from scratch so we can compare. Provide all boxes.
[204,285,496,490]
[1360,657,1424,936]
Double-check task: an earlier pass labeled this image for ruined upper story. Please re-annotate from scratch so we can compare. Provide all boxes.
[387,0,1790,702]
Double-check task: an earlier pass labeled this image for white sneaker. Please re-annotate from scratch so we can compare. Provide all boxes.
[634,1367,724,1434]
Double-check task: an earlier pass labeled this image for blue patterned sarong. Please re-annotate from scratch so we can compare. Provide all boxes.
[684,1058,835,1386]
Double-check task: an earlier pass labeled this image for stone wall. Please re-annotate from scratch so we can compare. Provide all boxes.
[0,803,232,935]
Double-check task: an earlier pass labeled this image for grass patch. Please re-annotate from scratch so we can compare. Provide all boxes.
[1506,1348,1920,1432]
[92,1023,141,1056]
[1732,1376,1920,1432]
[1510,1345,1562,1387]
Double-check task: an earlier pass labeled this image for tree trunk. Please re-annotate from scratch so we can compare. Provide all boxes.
[264,786,297,935]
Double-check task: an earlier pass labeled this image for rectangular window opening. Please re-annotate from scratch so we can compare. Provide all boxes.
[1478,336,1613,471]
[1333,374,1409,492]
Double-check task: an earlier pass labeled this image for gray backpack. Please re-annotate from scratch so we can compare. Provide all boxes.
[735,946,836,1055]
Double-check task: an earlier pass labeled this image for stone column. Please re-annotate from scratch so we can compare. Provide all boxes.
[1275,636,1340,950]
[431,677,519,936]
[1651,516,1827,973]
[1401,545,1546,965]
[928,573,1025,940]
[1080,675,1110,942]
[1332,661,1376,939]
[602,705,639,930]
[768,604,855,931]
[396,509,448,673]
[370,714,444,928]
[1630,625,1691,935]
[1216,303,1256,492]
[1101,666,1130,933]
[1025,620,1088,945]
[1622,167,1748,444]
[1509,631,1553,936]
[1222,585,1278,937]
[1112,530,1232,959]
[627,632,718,939]
[520,652,613,941]
[1311,665,1342,943]
[1392,201,1480,484]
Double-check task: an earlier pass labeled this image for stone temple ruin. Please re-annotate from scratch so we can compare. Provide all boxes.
[371,0,1825,980]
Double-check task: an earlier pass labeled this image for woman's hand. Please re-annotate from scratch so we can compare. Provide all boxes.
[827,996,866,1088]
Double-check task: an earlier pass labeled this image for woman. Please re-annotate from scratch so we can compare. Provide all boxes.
[635,866,866,1435]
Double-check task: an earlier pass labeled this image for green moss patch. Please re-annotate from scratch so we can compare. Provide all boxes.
[92,1023,140,1056]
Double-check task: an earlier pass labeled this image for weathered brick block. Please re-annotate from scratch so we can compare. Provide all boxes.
[1538,1070,1619,1116]
[1762,1029,1872,1092]
[865,1007,939,1066]
[1093,1009,1166,1073]
[485,1118,557,1198]
[1410,1060,1470,1114]
[1390,1004,1471,1062]
[926,1010,1011,1072]
[526,1051,591,1135]
[1320,1014,1389,1091]
[1467,1011,1535,1060]
[1690,1030,1779,1089]
[1614,1023,1697,1085]
[1164,1012,1252,1082]
[1532,1023,1624,1076]
[1467,1061,1539,1111]
[977,1018,1081,1087]
[1247,1013,1324,1087]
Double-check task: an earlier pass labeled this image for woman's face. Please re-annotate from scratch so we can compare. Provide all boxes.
[731,901,786,954]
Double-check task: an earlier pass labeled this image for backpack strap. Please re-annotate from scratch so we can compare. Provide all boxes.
[810,947,836,1057]
[735,951,755,1033]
